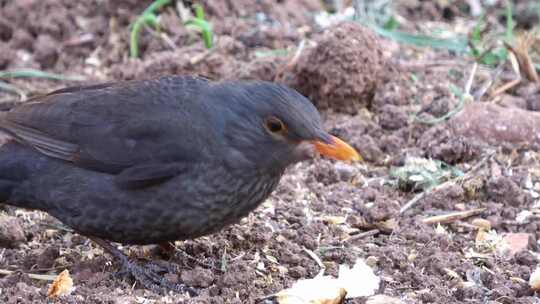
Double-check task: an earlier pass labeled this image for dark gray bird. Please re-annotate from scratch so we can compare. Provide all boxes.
[0,75,360,293]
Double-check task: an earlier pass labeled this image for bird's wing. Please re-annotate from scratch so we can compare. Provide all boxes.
[0,76,212,174]
[113,162,189,189]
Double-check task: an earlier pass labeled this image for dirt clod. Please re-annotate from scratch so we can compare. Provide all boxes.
[449,103,540,150]
[180,267,214,288]
[293,22,385,114]
[34,34,59,69]
[486,177,527,207]
[0,215,26,248]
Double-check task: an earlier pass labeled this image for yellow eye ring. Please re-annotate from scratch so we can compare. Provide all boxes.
[265,116,286,133]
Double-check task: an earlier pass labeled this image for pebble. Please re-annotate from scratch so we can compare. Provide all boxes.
[0,215,26,248]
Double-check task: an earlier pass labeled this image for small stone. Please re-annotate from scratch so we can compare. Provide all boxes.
[11,29,34,50]
[180,267,214,288]
[334,162,357,181]
[163,273,179,284]
[365,256,379,267]
[0,215,26,248]
[366,295,404,304]
[37,247,60,269]
[527,94,540,111]
[289,265,307,279]
[0,18,13,41]
[471,218,491,230]
[378,105,409,131]
[33,34,58,69]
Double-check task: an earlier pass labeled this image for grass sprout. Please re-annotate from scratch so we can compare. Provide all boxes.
[130,1,213,57]
[353,0,468,52]
[371,25,469,52]
[467,2,515,66]
[184,4,213,49]
[130,0,171,58]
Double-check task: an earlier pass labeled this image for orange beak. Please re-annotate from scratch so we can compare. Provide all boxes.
[312,135,362,162]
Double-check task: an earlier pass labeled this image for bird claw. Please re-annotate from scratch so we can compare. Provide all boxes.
[145,260,180,274]
[88,237,197,295]
[118,259,198,296]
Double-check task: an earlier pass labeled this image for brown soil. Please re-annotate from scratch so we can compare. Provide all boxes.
[0,1,539,303]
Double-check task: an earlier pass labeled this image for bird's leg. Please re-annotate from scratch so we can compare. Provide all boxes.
[89,237,197,295]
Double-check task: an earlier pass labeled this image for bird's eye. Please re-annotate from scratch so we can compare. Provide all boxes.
[265,116,286,133]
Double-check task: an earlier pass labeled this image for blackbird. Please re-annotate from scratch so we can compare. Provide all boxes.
[0,75,360,293]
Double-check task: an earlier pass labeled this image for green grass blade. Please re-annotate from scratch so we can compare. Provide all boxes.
[185,18,213,49]
[0,80,26,100]
[194,4,205,20]
[369,24,468,53]
[254,49,289,58]
[505,0,514,42]
[130,20,144,58]
[142,0,171,16]
[0,69,85,81]
[130,0,171,58]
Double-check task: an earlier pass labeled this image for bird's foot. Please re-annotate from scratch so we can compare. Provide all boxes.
[145,259,183,274]
[117,258,197,296]
[89,237,197,295]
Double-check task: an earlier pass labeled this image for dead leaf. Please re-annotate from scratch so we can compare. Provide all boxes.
[338,259,380,298]
[324,216,346,225]
[475,229,489,246]
[502,233,531,256]
[443,268,462,282]
[474,229,507,254]
[47,269,74,298]
[375,218,398,232]
[275,275,347,304]
[505,34,539,83]
[529,266,540,291]
[435,223,447,235]
[274,259,380,303]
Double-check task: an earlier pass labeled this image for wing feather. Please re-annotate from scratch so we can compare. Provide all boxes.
[0,76,212,174]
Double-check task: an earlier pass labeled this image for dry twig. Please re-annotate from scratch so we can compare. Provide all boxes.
[504,34,539,83]
[490,78,521,97]
[422,208,486,225]
[0,269,57,281]
[342,229,380,243]
[303,246,325,275]
[274,39,306,82]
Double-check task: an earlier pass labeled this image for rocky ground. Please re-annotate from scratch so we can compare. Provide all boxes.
[0,0,539,303]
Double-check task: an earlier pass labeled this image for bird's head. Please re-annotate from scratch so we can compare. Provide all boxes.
[206,81,361,175]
